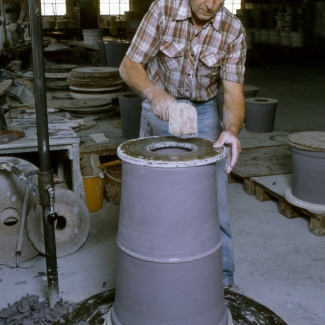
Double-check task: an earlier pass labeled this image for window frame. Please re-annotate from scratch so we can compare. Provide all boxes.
[40,0,67,17]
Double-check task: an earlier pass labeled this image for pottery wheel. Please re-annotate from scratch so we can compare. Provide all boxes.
[287,131,325,152]
[26,188,90,257]
[0,157,39,265]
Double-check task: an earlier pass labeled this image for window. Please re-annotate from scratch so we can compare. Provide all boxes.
[224,0,241,14]
[100,0,129,16]
[41,0,66,16]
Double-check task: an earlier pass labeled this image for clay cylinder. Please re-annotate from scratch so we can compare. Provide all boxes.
[105,41,130,68]
[106,137,230,325]
[245,97,278,133]
[118,92,143,139]
[288,132,325,205]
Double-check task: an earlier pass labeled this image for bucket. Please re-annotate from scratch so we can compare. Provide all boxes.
[104,41,130,68]
[118,92,143,139]
[290,148,325,205]
[98,41,108,66]
[83,29,104,45]
[287,132,325,205]
[245,97,278,133]
[104,164,122,204]
[83,176,104,212]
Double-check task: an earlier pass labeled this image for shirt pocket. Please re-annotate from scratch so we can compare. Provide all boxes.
[198,51,223,77]
[158,41,185,72]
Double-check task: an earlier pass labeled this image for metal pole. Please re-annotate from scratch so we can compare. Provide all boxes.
[27,0,59,308]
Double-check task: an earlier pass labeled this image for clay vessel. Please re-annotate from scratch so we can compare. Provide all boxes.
[106,137,231,325]
[104,41,130,68]
[287,132,325,205]
[118,92,143,139]
[245,97,278,133]
[98,41,108,66]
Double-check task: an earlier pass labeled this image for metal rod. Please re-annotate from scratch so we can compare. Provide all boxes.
[16,185,30,267]
[28,0,59,308]
[1,0,7,43]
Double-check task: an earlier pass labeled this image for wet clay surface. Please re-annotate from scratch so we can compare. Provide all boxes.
[224,289,287,325]
[52,289,287,325]
[0,294,74,325]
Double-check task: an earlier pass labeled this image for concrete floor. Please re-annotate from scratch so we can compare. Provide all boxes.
[1,53,325,325]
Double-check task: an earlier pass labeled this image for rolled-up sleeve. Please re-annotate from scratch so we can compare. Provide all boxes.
[220,23,247,84]
[126,1,161,65]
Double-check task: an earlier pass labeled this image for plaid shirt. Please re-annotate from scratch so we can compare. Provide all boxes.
[127,0,247,102]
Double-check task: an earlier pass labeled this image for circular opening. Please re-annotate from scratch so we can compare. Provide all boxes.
[254,99,269,102]
[56,216,67,231]
[2,208,19,226]
[148,142,196,154]
[4,217,18,226]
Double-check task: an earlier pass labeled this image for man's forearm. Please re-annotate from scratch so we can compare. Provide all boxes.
[222,82,245,137]
[119,55,176,121]
[119,55,158,100]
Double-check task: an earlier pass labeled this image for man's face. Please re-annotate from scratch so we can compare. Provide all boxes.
[190,0,225,23]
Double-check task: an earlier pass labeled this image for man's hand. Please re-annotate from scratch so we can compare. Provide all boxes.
[145,87,177,121]
[213,131,241,174]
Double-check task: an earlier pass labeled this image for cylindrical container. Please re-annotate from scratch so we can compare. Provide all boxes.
[218,85,259,121]
[245,97,278,133]
[104,164,122,204]
[83,175,104,212]
[105,41,130,68]
[106,136,230,325]
[82,29,104,45]
[287,132,325,205]
[98,41,108,66]
[124,11,134,21]
[118,92,143,139]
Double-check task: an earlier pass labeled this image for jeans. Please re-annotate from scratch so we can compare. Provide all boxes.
[139,98,235,286]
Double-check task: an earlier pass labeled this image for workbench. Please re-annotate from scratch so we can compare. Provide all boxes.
[2,116,86,202]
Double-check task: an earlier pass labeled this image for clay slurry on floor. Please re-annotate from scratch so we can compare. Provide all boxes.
[0,295,74,325]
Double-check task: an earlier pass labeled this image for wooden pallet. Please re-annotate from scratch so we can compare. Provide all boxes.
[231,173,325,236]
[239,128,289,150]
[230,145,292,182]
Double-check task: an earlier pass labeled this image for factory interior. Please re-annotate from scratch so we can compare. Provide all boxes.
[0,0,324,324]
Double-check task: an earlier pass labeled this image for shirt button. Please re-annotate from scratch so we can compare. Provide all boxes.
[187,73,191,76]
[185,89,189,92]
[191,53,195,57]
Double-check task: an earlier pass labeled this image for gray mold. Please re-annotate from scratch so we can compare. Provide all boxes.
[291,147,325,205]
[108,137,229,325]
[245,97,278,133]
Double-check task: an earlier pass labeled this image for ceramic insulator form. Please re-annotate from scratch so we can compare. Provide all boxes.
[105,136,232,325]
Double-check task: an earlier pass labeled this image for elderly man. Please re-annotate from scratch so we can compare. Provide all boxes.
[119,0,247,290]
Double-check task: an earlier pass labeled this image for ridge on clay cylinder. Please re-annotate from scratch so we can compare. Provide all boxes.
[105,136,233,325]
